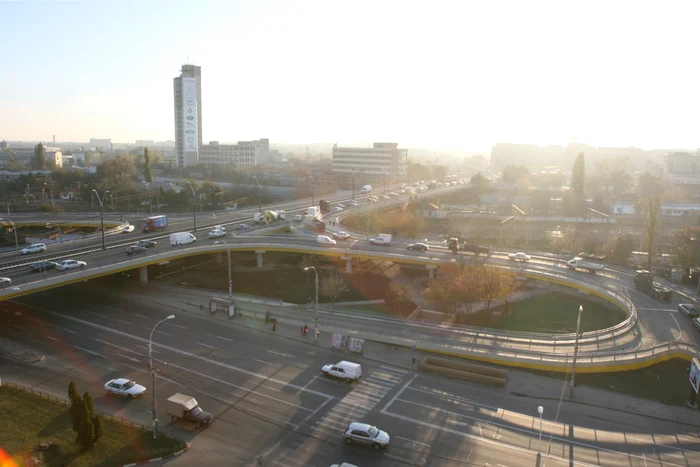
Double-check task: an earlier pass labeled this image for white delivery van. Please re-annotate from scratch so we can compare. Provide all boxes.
[322,361,362,381]
[317,235,337,246]
[360,185,372,194]
[369,234,392,245]
[170,232,196,246]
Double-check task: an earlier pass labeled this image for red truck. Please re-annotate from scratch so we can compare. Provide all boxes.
[141,215,168,233]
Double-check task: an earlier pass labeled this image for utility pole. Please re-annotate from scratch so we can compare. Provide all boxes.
[304,267,319,340]
[149,315,174,439]
[569,305,583,398]
[92,189,110,250]
[44,182,54,211]
[185,181,197,232]
[252,176,262,213]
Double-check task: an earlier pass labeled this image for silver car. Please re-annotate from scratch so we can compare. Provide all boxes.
[343,422,390,449]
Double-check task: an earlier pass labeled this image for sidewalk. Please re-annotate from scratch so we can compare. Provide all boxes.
[0,336,44,363]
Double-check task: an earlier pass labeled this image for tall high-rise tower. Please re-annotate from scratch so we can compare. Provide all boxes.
[173,64,202,167]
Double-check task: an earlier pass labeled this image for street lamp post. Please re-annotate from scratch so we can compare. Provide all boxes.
[537,405,544,456]
[25,184,30,204]
[303,266,319,340]
[252,176,262,213]
[184,181,197,232]
[149,314,175,439]
[219,241,233,299]
[92,189,110,251]
[569,305,583,397]
[44,182,55,211]
[0,218,19,248]
[143,181,152,215]
[307,172,315,205]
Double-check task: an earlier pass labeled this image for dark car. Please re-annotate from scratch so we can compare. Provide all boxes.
[136,240,157,248]
[30,261,59,273]
[236,223,250,230]
[126,245,148,256]
[679,304,700,318]
[406,243,429,252]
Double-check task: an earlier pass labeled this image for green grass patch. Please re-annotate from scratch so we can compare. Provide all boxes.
[465,292,626,334]
[0,386,187,467]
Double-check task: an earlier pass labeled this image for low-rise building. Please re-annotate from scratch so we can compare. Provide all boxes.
[199,139,269,167]
[332,142,407,178]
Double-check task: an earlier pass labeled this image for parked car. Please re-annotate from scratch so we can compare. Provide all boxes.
[21,243,47,255]
[56,260,86,271]
[332,231,351,240]
[508,252,531,262]
[104,378,146,398]
[0,277,12,286]
[679,304,700,318]
[126,245,147,256]
[122,225,135,233]
[343,422,390,449]
[406,243,429,252]
[136,239,157,248]
[30,261,59,272]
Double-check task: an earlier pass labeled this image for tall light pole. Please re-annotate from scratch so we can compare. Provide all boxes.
[25,183,30,204]
[149,314,175,439]
[252,176,262,213]
[44,182,55,211]
[143,181,152,215]
[303,266,319,340]
[0,218,19,248]
[569,305,583,398]
[92,189,110,251]
[184,181,197,232]
[537,405,544,456]
[220,241,233,299]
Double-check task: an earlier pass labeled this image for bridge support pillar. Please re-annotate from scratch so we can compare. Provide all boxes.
[215,252,223,264]
[139,266,148,284]
[427,265,437,279]
[341,256,352,273]
[255,250,265,269]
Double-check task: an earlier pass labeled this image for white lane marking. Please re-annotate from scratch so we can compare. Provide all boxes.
[209,334,235,342]
[75,346,107,359]
[638,308,675,312]
[267,350,291,357]
[172,324,188,330]
[47,336,58,341]
[669,311,683,342]
[312,375,350,387]
[396,435,432,448]
[132,313,148,319]
[62,328,76,334]
[28,317,40,322]
[253,358,272,365]
[117,353,140,363]
[27,305,334,399]
[155,330,173,337]
[13,324,24,330]
[94,362,116,372]
[198,342,217,349]
[95,338,143,356]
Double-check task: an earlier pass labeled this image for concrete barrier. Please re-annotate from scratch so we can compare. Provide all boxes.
[419,356,507,387]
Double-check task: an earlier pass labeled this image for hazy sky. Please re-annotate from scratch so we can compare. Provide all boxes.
[2,0,699,150]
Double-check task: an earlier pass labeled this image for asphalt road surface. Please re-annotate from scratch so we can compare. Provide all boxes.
[2,286,699,466]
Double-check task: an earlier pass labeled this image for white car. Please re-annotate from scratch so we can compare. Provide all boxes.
[208,229,226,239]
[508,252,531,262]
[21,243,47,255]
[345,200,358,207]
[333,231,351,240]
[56,260,86,270]
[122,225,135,233]
[104,378,146,398]
[0,277,12,286]
[333,206,344,212]
[293,215,303,222]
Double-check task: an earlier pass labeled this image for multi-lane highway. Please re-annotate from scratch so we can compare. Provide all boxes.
[2,285,699,466]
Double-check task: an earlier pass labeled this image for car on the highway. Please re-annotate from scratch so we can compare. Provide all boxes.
[293,215,303,222]
[343,422,390,449]
[331,464,358,467]
[406,243,429,252]
[126,245,147,256]
[366,197,377,203]
[104,378,146,398]
[508,252,531,262]
[30,260,59,273]
[398,189,406,194]
[0,277,12,286]
[380,195,390,200]
[332,231,351,240]
[345,200,358,207]
[237,223,251,230]
[56,260,86,271]
[21,243,47,255]
[333,206,344,212]
[693,318,700,332]
[679,304,700,318]
[122,225,135,233]
[136,239,157,248]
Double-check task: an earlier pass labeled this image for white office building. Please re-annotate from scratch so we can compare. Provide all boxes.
[199,139,269,167]
[332,142,407,177]
[173,64,203,168]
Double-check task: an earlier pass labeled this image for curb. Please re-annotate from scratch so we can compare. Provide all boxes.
[121,442,190,467]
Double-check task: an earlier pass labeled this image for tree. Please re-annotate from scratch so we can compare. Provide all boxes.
[501,165,529,185]
[602,233,635,267]
[32,143,45,170]
[143,147,154,182]
[83,391,102,444]
[610,169,632,200]
[571,152,585,196]
[470,173,490,191]
[644,196,662,271]
[477,266,518,316]
[554,226,579,254]
[98,155,137,191]
[671,227,700,273]
[75,397,94,448]
[386,282,411,316]
[320,269,346,307]
[68,381,82,432]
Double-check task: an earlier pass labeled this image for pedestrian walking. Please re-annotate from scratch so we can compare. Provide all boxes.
[303,324,309,336]
[272,319,277,332]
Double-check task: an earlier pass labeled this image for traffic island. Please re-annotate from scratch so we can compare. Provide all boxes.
[419,356,508,387]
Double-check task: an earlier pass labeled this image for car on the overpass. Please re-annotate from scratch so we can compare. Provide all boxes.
[343,422,390,449]
[21,243,47,255]
[332,231,351,240]
[678,303,699,318]
[104,378,146,398]
[122,225,135,233]
[406,243,429,252]
[126,245,147,256]
[136,239,157,248]
[693,317,700,332]
[56,260,86,271]
[0,277,12,287]
[30,261,59,273]
[508,252,531,262]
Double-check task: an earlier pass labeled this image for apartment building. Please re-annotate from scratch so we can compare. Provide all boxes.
[332,142,407,177]
[199,139,269,168]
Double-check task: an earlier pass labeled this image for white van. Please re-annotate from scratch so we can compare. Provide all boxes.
[170,232,196,246]
[316,235,337,246]
[322,361,362,381]
[369,234,392,245]
[360,185,372,194]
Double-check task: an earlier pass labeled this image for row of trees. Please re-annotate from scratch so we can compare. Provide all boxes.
[68,381,103,449]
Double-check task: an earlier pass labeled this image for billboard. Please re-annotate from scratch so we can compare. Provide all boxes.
[690,358,700,394]
[182,77,198,152]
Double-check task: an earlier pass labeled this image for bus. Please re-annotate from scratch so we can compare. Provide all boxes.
[141,215,168,233]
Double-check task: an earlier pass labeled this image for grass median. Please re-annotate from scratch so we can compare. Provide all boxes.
[0,386,187,467]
